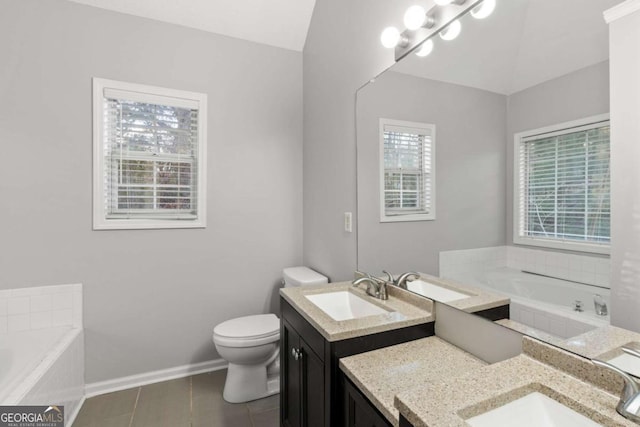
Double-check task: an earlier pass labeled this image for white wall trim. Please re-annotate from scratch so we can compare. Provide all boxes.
[66,396,86,427]
[604,0,640,24]
[84,359,227,398]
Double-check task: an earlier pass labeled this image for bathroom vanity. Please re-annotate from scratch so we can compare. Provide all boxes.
[280,277,640,427]
[279,282,436,427]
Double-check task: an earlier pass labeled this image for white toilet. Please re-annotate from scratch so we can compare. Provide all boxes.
[213,266,328,403]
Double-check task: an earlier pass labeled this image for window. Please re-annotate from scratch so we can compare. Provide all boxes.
[93,78,207,230]
[514,114,610,253]
[379,119,436,222]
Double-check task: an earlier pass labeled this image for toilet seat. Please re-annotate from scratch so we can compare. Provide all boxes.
[213,314,279,348]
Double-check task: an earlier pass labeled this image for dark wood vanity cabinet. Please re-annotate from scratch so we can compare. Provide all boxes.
[280,297,435,427]
[342,376,392,427]
[281,310,325,427]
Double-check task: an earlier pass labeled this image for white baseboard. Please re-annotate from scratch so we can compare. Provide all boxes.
[66,396,85,427]
[84,359,228,398]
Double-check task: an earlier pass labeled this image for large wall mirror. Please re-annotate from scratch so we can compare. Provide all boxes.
[356,0,625,359]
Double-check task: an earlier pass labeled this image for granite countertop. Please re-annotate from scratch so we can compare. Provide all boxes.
[280,281,434,342]
[414,273,510,314]
[393,335,640,427]
[339,337,486,426]
[395,352,635,427]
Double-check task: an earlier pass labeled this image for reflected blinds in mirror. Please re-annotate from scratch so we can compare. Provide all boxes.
[380,119,435,221]
[517,121,610,245]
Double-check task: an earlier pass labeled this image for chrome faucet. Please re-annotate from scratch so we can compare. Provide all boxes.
[593,347,640,423]
[382,270,420,289]
[352,275,388,300]
[594,294,608,316]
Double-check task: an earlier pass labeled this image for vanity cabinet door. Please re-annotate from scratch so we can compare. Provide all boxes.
[343,376,392,427]
[300,339,324,427]
[281,319,301,427]
[281,317,326,427]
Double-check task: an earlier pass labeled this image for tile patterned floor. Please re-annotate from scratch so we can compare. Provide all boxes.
[72,370,279,427]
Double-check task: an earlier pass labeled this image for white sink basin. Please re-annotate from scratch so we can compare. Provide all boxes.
[407,279,470,303]
[466,392,601,427]
[305,291,390,321]
[607,353,640,378]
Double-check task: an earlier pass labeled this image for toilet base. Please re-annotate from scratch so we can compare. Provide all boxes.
[222,362,280,403]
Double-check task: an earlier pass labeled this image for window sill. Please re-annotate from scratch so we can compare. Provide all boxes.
[93,218,206,230]
[380,213,436,223]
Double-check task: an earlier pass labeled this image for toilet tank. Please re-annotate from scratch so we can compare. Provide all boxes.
[283,266,328,288]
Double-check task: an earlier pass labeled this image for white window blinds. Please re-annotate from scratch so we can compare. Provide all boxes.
[380,120,435,222]
[103,98,198,218]
[93,79,207,230]
[516,120,610,248]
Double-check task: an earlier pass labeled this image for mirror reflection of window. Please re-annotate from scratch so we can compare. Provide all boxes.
[379,119,436,222]
[514,115,610,254]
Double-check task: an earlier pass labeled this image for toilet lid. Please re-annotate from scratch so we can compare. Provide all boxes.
[214,314,279,340]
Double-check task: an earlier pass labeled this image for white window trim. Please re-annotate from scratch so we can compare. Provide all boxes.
[379,118,436,223]
[92,78,207,230]
[512,113,610,254]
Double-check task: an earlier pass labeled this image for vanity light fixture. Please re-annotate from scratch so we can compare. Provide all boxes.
[404,5,436,31]
[439,19,462,40]
[470,0,496,19]
[415,39,434,57]
[380,0,486,61]
[380,27,406,49]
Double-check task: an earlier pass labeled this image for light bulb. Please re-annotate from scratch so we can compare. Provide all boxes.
[471,0,496,19]
[380,26,401,48]
[415,39,434,57]
[439,19,461,41]
[434,0,453,5]
[404,5,427,30]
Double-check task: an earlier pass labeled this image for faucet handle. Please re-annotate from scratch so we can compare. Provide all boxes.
[382,270,394,283]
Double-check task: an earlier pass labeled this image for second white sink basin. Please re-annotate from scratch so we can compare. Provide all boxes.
[305,291,390,321]
[466,392,601,427]
[407,279,470,303]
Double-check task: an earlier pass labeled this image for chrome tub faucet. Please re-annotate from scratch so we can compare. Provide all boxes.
[594,294,608,316]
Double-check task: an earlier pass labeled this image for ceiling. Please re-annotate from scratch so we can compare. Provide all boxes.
[392,0,621,95]
[67,0,317,51]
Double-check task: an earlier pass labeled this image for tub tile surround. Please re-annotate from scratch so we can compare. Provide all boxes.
[0,283,83,333]
[0,284,84,426]
[279,281,434,341]
[440,245,611,288]
[18,331,85,423]
[439,246,610,339]
[394,338,635,427]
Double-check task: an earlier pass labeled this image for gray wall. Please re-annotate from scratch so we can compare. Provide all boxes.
[303,0,416,281]
[609,9,640,332]
[357,71,507,274]
[0,0,302,383]
[505,61,610,246]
